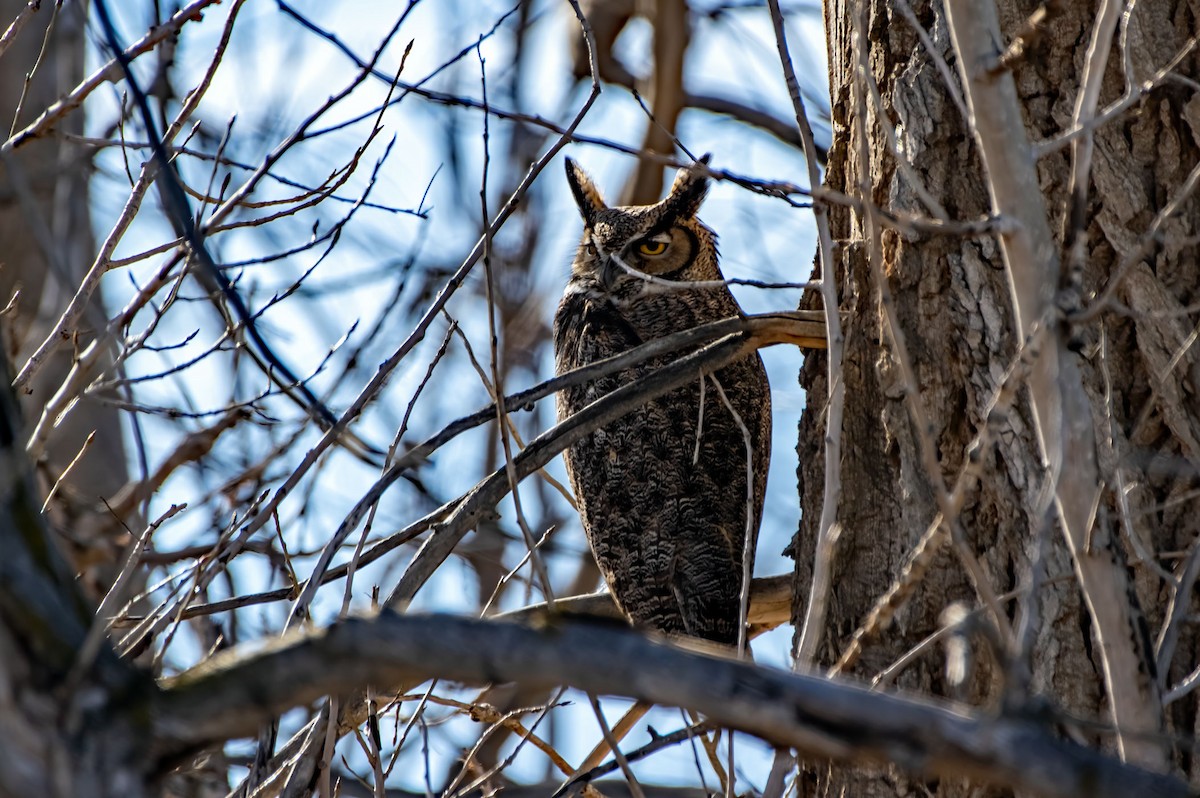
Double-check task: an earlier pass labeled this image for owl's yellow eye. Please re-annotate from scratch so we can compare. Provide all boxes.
[637,240,669,256]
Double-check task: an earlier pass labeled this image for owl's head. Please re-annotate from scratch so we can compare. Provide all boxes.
[564,156,720,291]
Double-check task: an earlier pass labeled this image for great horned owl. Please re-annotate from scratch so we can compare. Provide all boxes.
[554,157,771,646]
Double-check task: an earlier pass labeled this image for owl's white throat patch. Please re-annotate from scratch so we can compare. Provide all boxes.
[561,278,609,302]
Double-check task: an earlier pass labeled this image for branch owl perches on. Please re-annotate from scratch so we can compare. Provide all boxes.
[554,156,771,646]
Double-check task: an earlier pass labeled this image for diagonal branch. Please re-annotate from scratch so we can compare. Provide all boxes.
[280,312,823,622]
[379,316,819,611]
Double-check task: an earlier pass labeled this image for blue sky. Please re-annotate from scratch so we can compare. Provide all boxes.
[90,0,829,790]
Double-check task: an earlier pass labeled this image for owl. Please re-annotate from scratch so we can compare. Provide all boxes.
[554,156,771,646]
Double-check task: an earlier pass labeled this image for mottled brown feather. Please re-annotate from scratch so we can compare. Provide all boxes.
[554,158,771,645]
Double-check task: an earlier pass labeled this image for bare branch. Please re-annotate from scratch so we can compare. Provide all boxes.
[1,0,222,150]
[766,0,845,670]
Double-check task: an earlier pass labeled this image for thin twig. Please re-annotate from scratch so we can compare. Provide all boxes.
[766,0,845,670]
[587,694,646,798]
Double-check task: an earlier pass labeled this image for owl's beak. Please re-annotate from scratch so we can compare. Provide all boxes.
[599,257,622,291]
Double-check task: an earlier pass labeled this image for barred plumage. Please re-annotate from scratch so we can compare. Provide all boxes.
[554,157,771,646]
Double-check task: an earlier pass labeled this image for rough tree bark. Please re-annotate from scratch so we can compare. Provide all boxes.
[0,0,132,588]
[794,0,1200,795]
[0,4,150,795]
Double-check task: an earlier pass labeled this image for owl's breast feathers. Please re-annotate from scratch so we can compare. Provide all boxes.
[554,280,771,646]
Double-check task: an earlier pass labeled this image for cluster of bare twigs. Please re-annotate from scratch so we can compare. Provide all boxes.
[1,1,834,795]
[2,0,1199,797]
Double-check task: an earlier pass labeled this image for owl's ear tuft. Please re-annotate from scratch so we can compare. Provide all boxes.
[663,154,712,220]
[564,157,606,226]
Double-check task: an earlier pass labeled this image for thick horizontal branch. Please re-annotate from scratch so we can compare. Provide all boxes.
[155,613,1188,798]
[500,573,792,634]
[335,777,702,798]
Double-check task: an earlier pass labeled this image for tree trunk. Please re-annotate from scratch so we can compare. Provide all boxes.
[0,0,133,591]
[0,5,152,795]
[793,0,1200,794]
